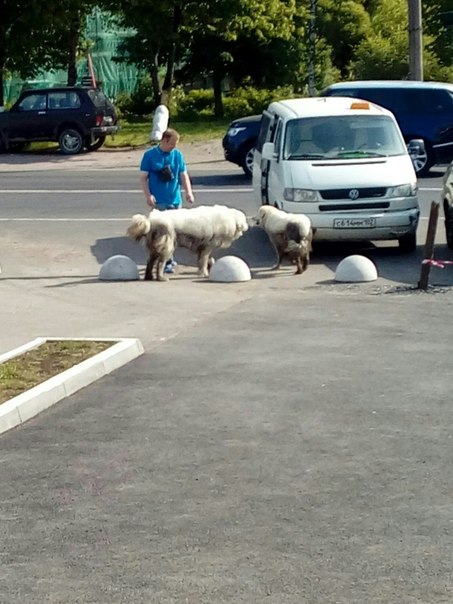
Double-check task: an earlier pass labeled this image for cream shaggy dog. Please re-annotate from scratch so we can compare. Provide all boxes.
[127,205,249,281]
[127,212,174,281]
[256,205,315,275]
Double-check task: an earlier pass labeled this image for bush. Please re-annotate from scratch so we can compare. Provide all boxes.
[171,85,298,121]
[116,82,301,121]
[114,75,155,119]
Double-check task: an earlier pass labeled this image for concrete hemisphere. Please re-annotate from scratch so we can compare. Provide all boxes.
[209,256,251,283]
[99,255,140,281]
[335,255,378,283]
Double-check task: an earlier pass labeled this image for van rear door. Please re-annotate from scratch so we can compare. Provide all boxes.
[252,111,278,206]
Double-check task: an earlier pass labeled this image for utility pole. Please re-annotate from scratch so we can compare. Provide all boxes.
[408,0,423,80]
[308,0,316,96]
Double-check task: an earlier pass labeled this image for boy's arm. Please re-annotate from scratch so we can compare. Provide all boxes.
[180,171,194,204]
[140,171,156,208]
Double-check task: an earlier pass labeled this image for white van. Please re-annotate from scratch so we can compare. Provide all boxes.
[252,96,420,251]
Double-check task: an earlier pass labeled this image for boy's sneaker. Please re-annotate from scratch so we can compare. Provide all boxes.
[164,259,175,274]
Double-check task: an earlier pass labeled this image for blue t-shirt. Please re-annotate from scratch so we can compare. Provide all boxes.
[140,145,187,209]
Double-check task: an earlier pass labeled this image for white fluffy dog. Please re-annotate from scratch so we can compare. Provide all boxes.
[256,205,315,275]
[127,205,249,281]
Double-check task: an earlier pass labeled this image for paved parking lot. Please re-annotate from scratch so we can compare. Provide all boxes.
[1,147,453,602]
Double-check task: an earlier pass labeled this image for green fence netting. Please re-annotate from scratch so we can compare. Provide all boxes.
[3,9,140,105]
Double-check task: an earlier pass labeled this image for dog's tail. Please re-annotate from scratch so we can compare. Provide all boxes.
[286,222,316,253]
[286,221,303,251]
[127,214,151,241]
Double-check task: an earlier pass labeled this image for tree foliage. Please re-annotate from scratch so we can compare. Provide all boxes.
[2,0,453,110]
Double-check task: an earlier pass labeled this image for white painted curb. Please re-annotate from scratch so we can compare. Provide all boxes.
[0,337,144,435]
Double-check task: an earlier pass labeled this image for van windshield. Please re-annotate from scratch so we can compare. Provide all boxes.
[283,115,407,160]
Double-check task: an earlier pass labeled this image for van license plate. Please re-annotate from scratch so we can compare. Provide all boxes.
[333,218,376,229]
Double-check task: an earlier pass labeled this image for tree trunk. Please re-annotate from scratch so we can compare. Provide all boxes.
[149,50,162,107]
[67,14,80,86]
[161,5,182,105]
[213,70,224,118]
[0,62,4,108]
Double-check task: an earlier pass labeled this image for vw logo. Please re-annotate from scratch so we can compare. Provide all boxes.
[349,189,359,200]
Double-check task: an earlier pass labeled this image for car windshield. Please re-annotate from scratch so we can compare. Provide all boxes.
[283,115,407,160]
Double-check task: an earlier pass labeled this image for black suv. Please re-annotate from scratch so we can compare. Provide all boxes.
[222,114,262,177]
[0,86,118,155]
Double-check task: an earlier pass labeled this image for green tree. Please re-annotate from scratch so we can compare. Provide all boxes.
[351,0,453,81]
[116,0,297,115]
[0,1,55,106]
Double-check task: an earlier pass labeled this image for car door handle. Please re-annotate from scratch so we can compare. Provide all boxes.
[38,111,46,115]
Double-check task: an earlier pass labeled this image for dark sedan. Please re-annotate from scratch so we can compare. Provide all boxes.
[222,114,261,177]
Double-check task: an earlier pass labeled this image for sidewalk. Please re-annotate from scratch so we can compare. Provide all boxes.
[1,283,453,603]
[0,139,226,172]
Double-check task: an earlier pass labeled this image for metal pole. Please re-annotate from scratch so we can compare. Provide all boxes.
[308,0,316,96]
[408,0,423,80]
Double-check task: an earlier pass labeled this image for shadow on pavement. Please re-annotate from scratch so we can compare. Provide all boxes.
[89,229,453,288]
[314,240,453,287]
[190,173,251,187]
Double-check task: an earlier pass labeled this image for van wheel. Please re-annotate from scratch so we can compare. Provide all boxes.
[410,140,433,177]
[398,232,417,253]
[59,128,83,155]
[240,144,255,178]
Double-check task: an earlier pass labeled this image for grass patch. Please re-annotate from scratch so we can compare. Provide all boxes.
[0,340,114,404]
[29,119,230,152]
[105,119,230,148]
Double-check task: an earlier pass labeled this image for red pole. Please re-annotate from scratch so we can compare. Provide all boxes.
[87,51,97,88]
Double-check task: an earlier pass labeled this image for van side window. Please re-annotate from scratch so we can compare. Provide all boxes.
[256,114,272,152]
[362,89,406,115]
[273,120,283,155]
[404,89,453,114]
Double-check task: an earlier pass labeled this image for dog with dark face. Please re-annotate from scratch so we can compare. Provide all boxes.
[256,205,315,275]
[127,205,249,281]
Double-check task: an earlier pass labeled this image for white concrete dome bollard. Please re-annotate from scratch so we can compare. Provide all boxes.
[335,254,378,283]
[99,255,140,281]
[209,256,251,283]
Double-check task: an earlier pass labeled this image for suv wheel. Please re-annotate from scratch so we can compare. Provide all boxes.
[59,128,83,155]
[398,232,417,253]
[241,144,255,178]
[445,206,453,250]
[85,136,106,152]
[410,140,433,177]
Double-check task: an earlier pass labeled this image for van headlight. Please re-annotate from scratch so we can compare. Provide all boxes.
[388,183,417,197]
[284,188,317,202]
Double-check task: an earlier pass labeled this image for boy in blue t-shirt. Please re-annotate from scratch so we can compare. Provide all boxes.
[139,128,194,272]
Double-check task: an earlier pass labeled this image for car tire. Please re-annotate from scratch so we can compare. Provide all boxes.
[445,206,453,250]
[59,128,84,155]
[398,232,417,253]
[410,139,434,177]
[85,136,106,151]
[240,144,255,178]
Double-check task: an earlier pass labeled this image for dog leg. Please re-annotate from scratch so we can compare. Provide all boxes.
[144,254,155,280]
[271,249,284,271]
[156,259,169,281]
[198,248,211,277]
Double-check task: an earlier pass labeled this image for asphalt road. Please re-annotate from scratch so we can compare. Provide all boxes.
[1,160,452,289]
